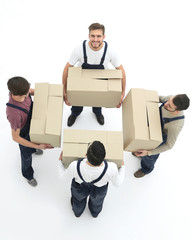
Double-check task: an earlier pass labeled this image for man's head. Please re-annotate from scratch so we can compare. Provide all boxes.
[7,77,30,96]
[87,141,106,166]
[164,94,190,112]
[88,23,105,50]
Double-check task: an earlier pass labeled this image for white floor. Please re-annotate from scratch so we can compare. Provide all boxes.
[0,1,194,240]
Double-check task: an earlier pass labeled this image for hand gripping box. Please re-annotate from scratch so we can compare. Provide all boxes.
[67,67,122,108]
[30,83,63,147]
[62,129,123,168]
[122,88,163,152]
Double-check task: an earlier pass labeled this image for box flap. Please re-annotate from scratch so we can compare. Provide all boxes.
[46,96,63,135]
[32,83,49,119]
[63,129,107,144]
[81,68,122,79]
[147,102,163,141]
[145,90,159,102]
[63,143,88,158]
[49,84,63,96]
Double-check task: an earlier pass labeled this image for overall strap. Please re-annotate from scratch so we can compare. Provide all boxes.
[83,40,87,64]
[91,160,108,184]
[76,159,108,184]
[100,41,108,65]
[77,159,85,182]
[6,103,29,114]
[162,115,185,124]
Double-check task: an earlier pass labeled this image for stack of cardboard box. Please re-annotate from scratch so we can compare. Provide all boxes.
[30,68,162,168]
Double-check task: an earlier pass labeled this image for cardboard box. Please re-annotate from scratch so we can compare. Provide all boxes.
[30,83,63,147]
[122,88,163,152]
[67,67,122,107]
[62,129,123,168]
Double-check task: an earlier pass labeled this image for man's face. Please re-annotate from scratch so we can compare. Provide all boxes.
[89,29,105,50]
[164,97,177,112]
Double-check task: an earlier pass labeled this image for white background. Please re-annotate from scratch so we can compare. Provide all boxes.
[0,0,194,239]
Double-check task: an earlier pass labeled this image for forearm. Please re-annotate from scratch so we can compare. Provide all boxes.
[62,62,73,94]
[13,135,40,149]
[112,165,125,187]
[116,65,126,95]
[149,142,172,155]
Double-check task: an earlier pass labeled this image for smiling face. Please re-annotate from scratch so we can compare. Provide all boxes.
[88,29,105,50]
[164,97,177,112]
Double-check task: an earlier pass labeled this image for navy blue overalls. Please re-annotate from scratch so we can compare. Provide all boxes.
[6,96,36,180]
[71,40,108,117]
[140,101,185,174]
[71,158,108,217]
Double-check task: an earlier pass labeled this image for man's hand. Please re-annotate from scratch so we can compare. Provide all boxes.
[59,151,63,161]
[64,92,71,106]
[117,93,125,108]
[133,150,149,157]
[37,144,54,149]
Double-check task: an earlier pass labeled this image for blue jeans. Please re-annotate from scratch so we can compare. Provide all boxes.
[141,134,167,174]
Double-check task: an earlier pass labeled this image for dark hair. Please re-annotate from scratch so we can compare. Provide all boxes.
[173,94,190,111]
[87,141,106,166]
[88,23,105,35]
[7,76,30,96]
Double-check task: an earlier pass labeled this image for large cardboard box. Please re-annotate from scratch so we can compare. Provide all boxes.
[122,88,163,152]
[30,83,63,147]
[67,67,122,107]
[62,129,123,168]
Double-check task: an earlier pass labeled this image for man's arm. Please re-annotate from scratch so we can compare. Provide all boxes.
[116,65,126,108]
[110,161,125,187]
[62,62,73,105]
[12,128,53,149]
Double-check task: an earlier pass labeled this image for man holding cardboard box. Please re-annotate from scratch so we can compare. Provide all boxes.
[6,77,53,187]
[59,141,125,217]
[62,23,126,126]
[133,94,190,178]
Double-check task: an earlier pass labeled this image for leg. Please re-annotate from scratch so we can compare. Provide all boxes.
[88,184,108,217]
[92,107,104,125]
[68,106,84,127]
[141,153,160,174]
[92,107,102,116]
[19,145,34,180]
[71,179,89,217]
[71,106,83,117]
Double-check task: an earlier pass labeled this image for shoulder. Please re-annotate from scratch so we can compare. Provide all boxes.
[106,161,118,172]
[159,95,173,102]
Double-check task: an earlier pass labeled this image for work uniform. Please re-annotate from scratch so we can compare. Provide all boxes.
[71,159,108,217]
[58,157,125,217]
[71,40,108,117]
[6,96,36,180]
[140,99,185,174]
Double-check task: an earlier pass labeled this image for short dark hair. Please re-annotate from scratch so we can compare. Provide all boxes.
[7,77,30,96]
[87,141,106,166]
[88,23,105,35]
[173,94,190,111]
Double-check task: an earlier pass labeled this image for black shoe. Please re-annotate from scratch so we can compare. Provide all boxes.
[96,114,104,125]
[67,114,77,127]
